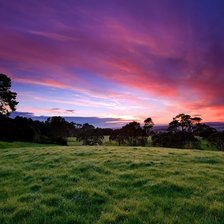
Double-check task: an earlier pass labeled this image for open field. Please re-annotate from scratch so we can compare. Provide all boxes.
[1,146,224,224]
[67,136,216,150]
[0,141,55,149]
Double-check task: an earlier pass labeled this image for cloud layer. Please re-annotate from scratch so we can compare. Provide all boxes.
[0,0,224,123]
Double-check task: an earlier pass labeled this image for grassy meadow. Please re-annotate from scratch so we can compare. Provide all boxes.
[0,141,55,149]
[1,145,224,224]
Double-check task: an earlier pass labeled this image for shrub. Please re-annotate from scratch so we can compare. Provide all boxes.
[152,132,199,149]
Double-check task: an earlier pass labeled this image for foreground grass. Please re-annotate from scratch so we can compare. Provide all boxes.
[0,141,55,149]
[0,146,224,224]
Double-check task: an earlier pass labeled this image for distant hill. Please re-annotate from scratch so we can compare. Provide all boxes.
[205,122,224,131]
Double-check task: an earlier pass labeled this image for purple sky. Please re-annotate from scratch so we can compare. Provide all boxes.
[0,0,224,125]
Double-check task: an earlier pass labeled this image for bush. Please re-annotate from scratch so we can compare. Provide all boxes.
[208,132,224,151]
[52,137,68,146]
[152,132,199,149]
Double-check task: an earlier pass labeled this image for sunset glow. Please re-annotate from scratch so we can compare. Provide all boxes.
[0,0,224,125]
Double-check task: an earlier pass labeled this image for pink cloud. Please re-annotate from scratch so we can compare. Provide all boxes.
[1,1,224,123]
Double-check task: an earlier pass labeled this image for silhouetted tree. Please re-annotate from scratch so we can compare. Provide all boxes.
[101,128,113,136]
[0,73,18,116]
[191,117,202,124]
[167,119,180,133]
[45,116,69,145]
[143,117,154,136]
[13,116,41,142]
[168,113,202,133]
[109,129,125,146]
[0,115,13,141]
[120,121,146,146]
[193,123,216,138]
[0,115,45,143]
[77,123,104,145]
[152,132,199,149]
[208,132,224,151]
[165,113,206,148]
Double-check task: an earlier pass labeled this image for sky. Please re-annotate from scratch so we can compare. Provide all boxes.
[0,0,224,126]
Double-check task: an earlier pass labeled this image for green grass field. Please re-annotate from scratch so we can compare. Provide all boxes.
[0,141,55,149]
[1,145,224,224]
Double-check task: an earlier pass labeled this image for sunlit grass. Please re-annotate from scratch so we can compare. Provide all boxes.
[0,146,224,223]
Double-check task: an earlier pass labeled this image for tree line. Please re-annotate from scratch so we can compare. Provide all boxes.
[109,114,223,150]
[0,113,223,150]
[0,73,223,150]
[0,115,109,145]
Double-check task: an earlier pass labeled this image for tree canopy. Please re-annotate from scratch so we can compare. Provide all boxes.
[143,117,154,136]
[109,118,154,146]
[168,113,202,133]
[0,73,18,116]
